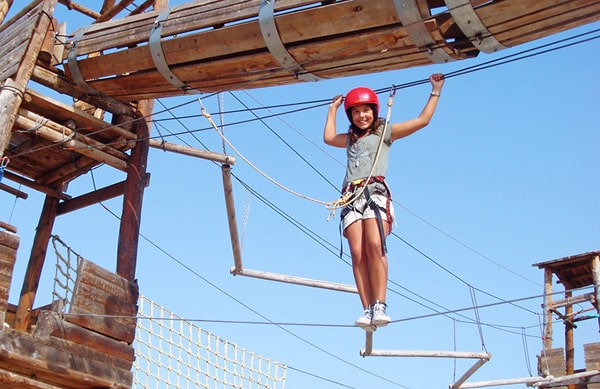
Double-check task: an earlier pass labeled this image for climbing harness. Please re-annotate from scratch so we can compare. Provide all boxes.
[0,157,9,184]
[339,176,392,255]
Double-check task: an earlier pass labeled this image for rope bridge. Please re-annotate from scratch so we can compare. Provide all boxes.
[50,236,287,388]
[133,295,287,389]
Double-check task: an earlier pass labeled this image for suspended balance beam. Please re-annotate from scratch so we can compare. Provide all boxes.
[221,164,357,294]
[361,331,491,389]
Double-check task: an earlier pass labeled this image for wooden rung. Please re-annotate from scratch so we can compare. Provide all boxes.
[361,348,490,359]
[230,267,357,294]
[458,369,600,388]
[361,331,491,388]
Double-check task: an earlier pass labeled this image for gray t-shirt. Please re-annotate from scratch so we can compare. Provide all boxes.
[342,123,392,188]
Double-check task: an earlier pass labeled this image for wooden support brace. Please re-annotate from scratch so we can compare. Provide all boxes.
[361,331,491,389]
[151,140,234,164]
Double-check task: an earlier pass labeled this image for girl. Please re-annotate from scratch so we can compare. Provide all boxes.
[323,74,445,330]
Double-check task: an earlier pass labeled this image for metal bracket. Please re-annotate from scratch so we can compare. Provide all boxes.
[445,0,506,53]
[393,0,455,64]
[149,8,199,93]
[67,26,103,96]
[258,0,322,82]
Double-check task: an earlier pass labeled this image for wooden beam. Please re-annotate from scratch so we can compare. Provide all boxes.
[31,65,136,117]
[0,182,27,199]
[23,88,137,141]
[57,0,100,19]
[15,111,129,172]
[13,194,58,332]
[1,171,70,200]
[57,173,150,215]
[0,0,13,24]
[149,139,235,164]
[95,0,135,23]
[0,221,17,234]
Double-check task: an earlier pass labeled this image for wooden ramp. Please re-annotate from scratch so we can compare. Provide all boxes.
[60,0,600,101]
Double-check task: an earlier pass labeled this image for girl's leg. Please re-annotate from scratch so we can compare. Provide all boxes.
[363,218,391,325]
[344,220,371,308]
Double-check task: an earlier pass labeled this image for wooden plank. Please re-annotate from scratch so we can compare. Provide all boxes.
[477,0,600,47]
[34,311,135,368]
[75,0,400,80]
[67,259,138,342]
[0,231,20,250]
[74,259,138,303]
[71,280,138,318]
[57,0,600,100]
[71,0,320,56]
[0,366,63,389]
[0,329,132,388]
[0,0,43,80]
[67,305,136,344]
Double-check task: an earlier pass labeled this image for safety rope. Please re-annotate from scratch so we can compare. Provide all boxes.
[199,88,397,219]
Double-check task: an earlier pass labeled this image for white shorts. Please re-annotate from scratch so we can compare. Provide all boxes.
[341,190,395,231]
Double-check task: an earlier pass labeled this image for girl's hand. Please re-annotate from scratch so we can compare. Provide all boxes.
[430,73,445,89]
[330,94,344,110]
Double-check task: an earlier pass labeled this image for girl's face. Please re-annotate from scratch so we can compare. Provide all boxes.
[350,104,374,130]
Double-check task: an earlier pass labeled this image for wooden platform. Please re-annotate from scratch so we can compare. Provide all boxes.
[58,0,600,101]
[0,258,138,389]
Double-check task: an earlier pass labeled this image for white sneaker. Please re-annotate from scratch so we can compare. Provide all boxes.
[371,301,390,327]
[355,307,373,330]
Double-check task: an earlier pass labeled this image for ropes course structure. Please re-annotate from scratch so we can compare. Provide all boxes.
[0,1,599,388]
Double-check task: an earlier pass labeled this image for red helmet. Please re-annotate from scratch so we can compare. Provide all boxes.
[344,87,379,121]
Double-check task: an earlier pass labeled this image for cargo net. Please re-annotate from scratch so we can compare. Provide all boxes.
[133,295,287,389]
[50,235,81,314]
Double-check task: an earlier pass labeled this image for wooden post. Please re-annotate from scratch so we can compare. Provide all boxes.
[544,267,554,350]
[0,0,12,24]
[13,194,59,331]
[565,289,574,388]
[115,0,166,281]
[591,255,600,332]
[116,101,152,281]
[222,164,243,273]
[0,0,58,157]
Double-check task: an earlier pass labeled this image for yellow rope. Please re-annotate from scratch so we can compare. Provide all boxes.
[199,90,396,219]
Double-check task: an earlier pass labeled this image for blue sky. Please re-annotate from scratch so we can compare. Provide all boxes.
[2,2,599,388]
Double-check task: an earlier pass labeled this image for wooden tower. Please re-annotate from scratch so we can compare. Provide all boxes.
[534,251,600,388]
